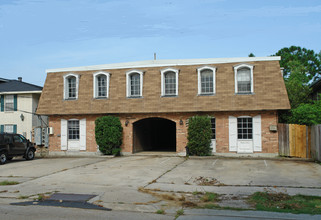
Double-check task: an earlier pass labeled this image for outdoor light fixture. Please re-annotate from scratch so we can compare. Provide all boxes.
[125,120,129,126]
[179,119,183,125]
[20,114,24,121]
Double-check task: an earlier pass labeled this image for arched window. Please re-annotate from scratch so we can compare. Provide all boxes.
[234,64,254,94]
[63,74,79,100]
[197,66,216,95]
[126,70,143,97]
[93,72,110,98]
[161,68,179,96]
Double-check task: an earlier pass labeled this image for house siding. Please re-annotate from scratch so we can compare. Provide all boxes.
[47,111,278,154]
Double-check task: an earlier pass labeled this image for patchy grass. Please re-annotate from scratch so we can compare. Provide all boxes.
[175,209,184,219]
[0,180,19,185]
[18,195,29,199]
[201,192,220,202]
[156,209,165,214]
[248,192,321,215]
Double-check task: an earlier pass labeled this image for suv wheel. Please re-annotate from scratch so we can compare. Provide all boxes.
[0,152,7,165]
[25,149,35,160]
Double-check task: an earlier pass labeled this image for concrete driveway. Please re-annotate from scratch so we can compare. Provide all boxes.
[0,156,320,212]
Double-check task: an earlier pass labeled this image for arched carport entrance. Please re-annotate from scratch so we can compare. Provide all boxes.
[133,117,176,152]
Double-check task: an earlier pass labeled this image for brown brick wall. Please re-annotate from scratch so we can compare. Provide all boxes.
[37,61,290,115]
[48,111,279,154]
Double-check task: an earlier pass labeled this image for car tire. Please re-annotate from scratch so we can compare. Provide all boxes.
[25,149,35,160]
[0,152,7,165]
[7,157,13,161]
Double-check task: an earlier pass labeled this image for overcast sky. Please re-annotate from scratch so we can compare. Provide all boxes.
[1,0,321,86]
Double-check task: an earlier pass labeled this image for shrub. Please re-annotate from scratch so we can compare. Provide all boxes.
[187,115,212,156]
[95,116,123,155]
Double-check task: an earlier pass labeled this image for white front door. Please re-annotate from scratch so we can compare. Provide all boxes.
[61,119,86,151]
[237,140,253,153]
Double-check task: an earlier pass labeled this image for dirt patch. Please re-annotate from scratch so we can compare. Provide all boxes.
[193,177,225,186]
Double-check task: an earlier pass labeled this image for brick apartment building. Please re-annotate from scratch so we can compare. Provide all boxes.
[36,57,290,156]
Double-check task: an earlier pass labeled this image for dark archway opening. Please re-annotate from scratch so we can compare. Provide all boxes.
[133,117,176,152]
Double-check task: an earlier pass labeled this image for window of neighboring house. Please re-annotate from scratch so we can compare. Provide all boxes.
[5,95,14,111]
[211,117,216,139]
[63,74,79,100]
[4,125,14,133]
[234,64,254,94]
[93,72,110,98]
[237,117,253,140]
[126,70,143,97]
[161,68,179,96]
[198,67,216,95]
[68,120,79,140]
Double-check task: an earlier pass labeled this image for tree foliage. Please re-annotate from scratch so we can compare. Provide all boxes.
[248,53,255,57]
[274,46,321,81]
[290,99,321,125]
[187,116,212,156]
[284,61,311,109]
[95,116,123,155]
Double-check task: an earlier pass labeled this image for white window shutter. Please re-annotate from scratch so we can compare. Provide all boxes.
[61,119,67,150]
[229,116,237,151]
[253,115,262,152]
[80,118,86,150]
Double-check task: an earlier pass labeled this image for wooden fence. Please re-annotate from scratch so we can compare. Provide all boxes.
[278,124,321,161]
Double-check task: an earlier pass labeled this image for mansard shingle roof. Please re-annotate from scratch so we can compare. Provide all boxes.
[37,57,290,115]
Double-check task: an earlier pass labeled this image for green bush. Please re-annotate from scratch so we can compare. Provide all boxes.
[95,116,123,155]
[187,115,212,156]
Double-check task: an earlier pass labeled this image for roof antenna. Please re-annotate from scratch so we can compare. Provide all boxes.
[154,53,156,60]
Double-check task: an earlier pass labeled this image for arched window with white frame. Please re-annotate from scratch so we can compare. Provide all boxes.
[63,73,79,100]
[126,70,143,97]
[93,72,110,99]
[234,64,254,94]
[197,66,216,95]
[161,68,179,96]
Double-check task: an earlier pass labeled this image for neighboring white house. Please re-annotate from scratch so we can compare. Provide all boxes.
[0,77,47,141]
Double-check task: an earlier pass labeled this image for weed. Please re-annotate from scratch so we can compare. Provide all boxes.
[192,191,203,195]
[201,192,219,202]
[18,195,29,199]
[175,209,184,219]
[37,194,49,201]
[0,181,19,185]
[156,209,165,214]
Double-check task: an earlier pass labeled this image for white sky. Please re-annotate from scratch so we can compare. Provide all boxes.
[0,0,321,86]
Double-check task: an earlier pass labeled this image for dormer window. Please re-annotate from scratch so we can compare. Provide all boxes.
[234,64,254,94]
[63,74,79,100]
[126,70,143,97]
[93,72,110,99]
[161,68,179,96]
[197,66,216,95]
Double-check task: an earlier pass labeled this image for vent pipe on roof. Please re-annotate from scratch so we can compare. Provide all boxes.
[18,77,22,82]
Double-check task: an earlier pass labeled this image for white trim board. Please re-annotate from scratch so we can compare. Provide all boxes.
[46,56,281,73]
[0,91,42,95]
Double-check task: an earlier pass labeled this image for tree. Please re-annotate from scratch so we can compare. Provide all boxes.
[248,53,255,57]
[290,99,321,125]
[274,46,321,81]
[284,61,311,109]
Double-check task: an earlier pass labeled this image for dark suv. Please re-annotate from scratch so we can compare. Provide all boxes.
[0,133,36,165]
